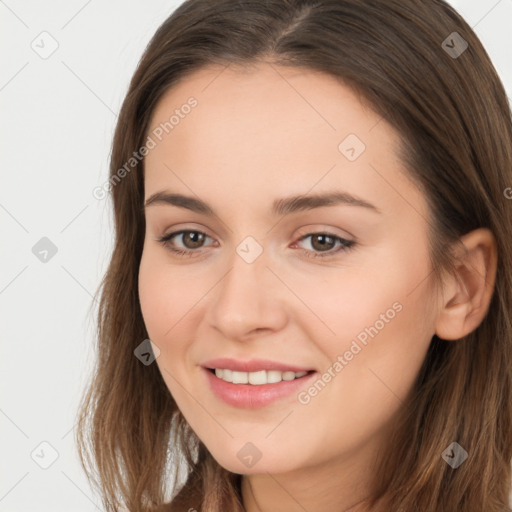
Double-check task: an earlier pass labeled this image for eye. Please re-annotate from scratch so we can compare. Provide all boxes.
[293,232,355,259]
[156,229,355,260]
[157,230,215,257]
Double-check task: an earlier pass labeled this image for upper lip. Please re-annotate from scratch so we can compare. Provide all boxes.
[202,358,314,373]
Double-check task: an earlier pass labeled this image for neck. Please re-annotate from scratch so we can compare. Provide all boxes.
[240,449,384,512]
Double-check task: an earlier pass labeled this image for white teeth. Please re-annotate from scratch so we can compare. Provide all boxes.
[248,370,267,385]
[266,370,282,383]
[212,368,309,385]
[232,371,249,384]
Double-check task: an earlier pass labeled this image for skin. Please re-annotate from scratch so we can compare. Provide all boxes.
[138,61,497,512]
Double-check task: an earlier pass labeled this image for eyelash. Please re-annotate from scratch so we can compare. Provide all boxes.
[156,230,355,260]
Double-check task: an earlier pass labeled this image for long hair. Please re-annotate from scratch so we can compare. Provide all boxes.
[76,1,512,510]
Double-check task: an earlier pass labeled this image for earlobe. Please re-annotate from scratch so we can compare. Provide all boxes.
[435,228,498,341]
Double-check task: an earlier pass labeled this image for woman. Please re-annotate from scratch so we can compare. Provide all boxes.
[76,1,512,510]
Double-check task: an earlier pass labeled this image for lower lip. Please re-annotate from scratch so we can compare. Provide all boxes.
[203,367,316,409]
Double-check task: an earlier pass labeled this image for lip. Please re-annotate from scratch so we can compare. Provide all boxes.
[202,364,317,409]
[202,357,313,373]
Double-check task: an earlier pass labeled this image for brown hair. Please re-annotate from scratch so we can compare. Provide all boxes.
[76,1,512,510]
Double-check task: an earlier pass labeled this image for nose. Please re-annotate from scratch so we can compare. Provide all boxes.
[206,246,289,341]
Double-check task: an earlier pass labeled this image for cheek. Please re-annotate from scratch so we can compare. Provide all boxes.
[308,253,435,421]
[278,283,436,470]
[138,250,202,402]
[276,251,433,360]
[286,239,436,414]
[138,247,222,403]
[138,248,205,341]
[138,254,171,340]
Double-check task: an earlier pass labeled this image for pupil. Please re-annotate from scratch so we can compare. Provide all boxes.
[312,234,334,251]
[184,232,204,248]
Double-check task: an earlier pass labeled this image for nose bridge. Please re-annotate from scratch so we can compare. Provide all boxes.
[207,238,288,338]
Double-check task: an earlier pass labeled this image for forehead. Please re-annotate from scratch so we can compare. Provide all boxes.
[147,61,382,144]
[143,61,426,221]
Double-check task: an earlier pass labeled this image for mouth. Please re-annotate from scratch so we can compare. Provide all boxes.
[206,367,313,385]
[201,358,317,409]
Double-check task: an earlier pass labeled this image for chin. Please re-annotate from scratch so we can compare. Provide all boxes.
[207,444,304,476]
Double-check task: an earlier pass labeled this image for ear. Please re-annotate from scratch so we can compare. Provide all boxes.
[435,228,498,341]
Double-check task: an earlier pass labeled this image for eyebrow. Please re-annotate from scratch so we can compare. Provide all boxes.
[143,190,381,216]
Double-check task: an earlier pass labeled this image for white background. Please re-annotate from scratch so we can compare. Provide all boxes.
[1,1,511,510]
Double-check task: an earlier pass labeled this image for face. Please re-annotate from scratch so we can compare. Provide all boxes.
[138,61,439,477]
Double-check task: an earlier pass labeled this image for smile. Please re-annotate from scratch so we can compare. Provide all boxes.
[202,360,316,409]
[212,368,309,385]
